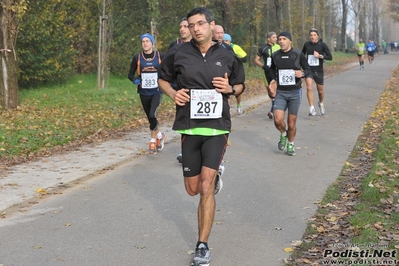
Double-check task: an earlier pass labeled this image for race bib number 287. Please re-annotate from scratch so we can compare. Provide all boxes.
[190,89,223,119]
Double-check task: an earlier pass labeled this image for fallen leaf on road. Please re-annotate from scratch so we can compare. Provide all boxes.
[36,188,47,194]
[284,247,294,252]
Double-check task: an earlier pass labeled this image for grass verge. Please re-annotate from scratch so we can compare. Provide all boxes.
[285,65,399,265]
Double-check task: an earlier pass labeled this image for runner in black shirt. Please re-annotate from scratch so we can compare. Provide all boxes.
[158,7,245,265]
[301,28,332,116]
[266,32,312,156]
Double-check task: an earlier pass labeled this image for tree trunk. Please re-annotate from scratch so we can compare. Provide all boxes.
[274,0,282,31]
[222,0,232,33]
[359,0,365,40]
[340,0,348,52]
[0,0,19,109]
[372,0,380,43]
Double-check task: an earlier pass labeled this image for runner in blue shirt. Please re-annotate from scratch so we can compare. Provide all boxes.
[366,39,377,64]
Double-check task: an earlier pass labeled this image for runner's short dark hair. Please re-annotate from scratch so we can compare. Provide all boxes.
[187,7,214,23]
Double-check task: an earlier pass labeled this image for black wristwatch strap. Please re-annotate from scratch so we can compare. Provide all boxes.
[229,85,237,95]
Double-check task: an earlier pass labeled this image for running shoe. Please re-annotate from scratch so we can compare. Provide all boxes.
[287,143,296,156]
[309,106,316,116]
[156,132,167,152]
[318,102,325,115]
[194,243,211,265]
[149,142,156,154]
[176,153,182,163]
[267,111,274,119]
[237,106,242,115]
[278,134,287,151]
[214,164,224,195]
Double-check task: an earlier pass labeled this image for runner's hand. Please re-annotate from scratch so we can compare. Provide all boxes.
[269,80,277,98]
[173,88,190,106]
[213,73,231,94]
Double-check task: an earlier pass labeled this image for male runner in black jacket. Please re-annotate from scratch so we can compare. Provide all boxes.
[301,28,333,116]
[158,7,245,265]
[266,32,312,156]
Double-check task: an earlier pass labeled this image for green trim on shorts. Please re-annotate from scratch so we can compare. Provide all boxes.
[176,128,229,136]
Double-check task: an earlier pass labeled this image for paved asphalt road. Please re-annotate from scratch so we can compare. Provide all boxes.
[0,53,398,266]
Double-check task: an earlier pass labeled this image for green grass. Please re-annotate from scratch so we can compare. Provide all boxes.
[285,66,399,265]
[1,74,146,159]
[349,116,399,249]
[320,181,342,204]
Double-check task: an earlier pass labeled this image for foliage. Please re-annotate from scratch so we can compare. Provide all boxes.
[10,0,390,87]
[17,0,77,86]
[66,1,102,74]
[388,0,399,22]
[109,0,151,76]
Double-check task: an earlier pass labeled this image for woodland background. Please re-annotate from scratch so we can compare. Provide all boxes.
[1,0,399,108]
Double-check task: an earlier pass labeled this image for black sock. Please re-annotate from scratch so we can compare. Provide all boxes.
[270,99,275,112]
[196,241,208,249]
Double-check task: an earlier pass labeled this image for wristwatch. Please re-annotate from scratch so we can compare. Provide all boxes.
[229,86,237,95]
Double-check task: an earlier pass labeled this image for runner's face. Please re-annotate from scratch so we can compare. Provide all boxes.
[268,34,277,45]
[180,21,191,40]
[213,26,224,43]
[278,36,291,51]
[309,32,319,43]
[141,38,153,53]
[188,14,214,44]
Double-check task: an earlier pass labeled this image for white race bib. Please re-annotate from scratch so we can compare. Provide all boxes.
[190,89,223,119]
[278,69,296,86]
[308,55,320,66]
[141,72,158,89]
[266,57,272,67]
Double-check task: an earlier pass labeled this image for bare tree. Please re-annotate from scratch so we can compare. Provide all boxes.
[371,0,381,43]
[340,0,349,51]
[349,0,364,44]
[274,0,282,31]
[222,0,232,33]
[0,0,26,109]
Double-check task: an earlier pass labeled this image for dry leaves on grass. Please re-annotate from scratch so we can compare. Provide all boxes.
[285,65,399,265]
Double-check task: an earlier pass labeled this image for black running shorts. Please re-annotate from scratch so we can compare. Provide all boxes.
[181,134,228,177]
[311,71,324,85]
